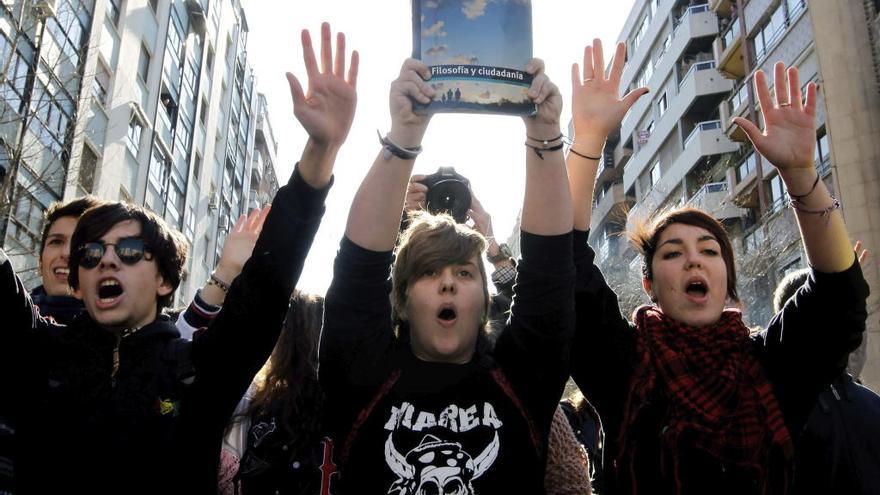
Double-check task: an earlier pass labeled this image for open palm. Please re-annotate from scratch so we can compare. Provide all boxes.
[571,40,648,139]
[733,63,817,171]
[286,22,358,147]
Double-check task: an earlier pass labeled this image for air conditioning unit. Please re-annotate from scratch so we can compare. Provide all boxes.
[31,0,56,18]
[207,191,219,211]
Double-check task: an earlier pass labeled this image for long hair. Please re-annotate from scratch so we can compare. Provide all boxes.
[245,291,324,440]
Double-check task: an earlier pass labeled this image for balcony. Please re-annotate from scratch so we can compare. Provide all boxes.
[714,16,745,78]
[623,64,734,192]
[591,182,626,230]
[640,120,740,211]
[687,181,744,220]
[720,81,750,141]
[621,5,720,142]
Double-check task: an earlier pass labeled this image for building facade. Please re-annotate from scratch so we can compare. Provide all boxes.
[0,0,280,307]
[596,0,879,388]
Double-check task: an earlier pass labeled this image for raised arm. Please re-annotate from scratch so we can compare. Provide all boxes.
[567,40,648,231]
[345,59,433,251]
[520,58,572,235]
[733,63,852,272]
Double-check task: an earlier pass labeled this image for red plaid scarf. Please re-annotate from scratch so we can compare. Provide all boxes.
[618,306,793,494]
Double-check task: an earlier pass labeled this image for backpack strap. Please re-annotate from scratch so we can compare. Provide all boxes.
[490,367,542,454]
[340,369,402,465]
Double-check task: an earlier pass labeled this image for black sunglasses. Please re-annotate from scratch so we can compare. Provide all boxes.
[77,237,152,269]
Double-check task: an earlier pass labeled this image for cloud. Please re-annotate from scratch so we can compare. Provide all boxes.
[446,54,479,64]
[425,0,440,7]
[422,20,447,37]
[462,0,489,19]
[426,44,448,56]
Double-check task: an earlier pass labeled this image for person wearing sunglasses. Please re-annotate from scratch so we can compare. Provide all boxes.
[0,22,357,493]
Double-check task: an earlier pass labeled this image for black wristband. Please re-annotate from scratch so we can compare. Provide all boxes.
[568,147,602,161]
[378,130,422,160]
[788,171,820,200]
[524,141,565,160]
[526,133,563,146]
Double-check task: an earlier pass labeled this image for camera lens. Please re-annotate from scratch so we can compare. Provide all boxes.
[426,179,471,223]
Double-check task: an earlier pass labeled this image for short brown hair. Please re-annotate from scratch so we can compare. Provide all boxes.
[629,207,739,302]
[39,196,102,256]
[392,211,490,330]
[69,202,188,309]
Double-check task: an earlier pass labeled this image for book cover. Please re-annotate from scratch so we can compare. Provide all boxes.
[412,0,535,116]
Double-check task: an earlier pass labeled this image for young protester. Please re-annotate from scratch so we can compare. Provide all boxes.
[30,196,102,323]
[565,40,869,494]
[217,291,326,494]
[0,22,357,492]
[403,182,591,492]
[319,55,575,493]
[773,250,880,495]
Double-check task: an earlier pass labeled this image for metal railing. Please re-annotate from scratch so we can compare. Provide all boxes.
[721,17,740,51]
[689,181,728,207]
[683,120,722,147]
[679,60,716,88]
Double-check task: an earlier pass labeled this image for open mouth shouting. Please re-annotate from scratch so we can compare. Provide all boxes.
[684,276,709,304]
[436,304,458,328]
[96,277,125,309]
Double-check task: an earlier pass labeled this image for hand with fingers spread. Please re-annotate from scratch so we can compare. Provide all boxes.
[523,58,563,138]
[732,62,818,175]
[389,59,435,147]
[404,175,428,213]
[571,39,649,150]
[287,22,358,148]
[200,206,271,306]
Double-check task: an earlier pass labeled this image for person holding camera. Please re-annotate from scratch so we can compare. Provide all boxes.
[319,56,575,493]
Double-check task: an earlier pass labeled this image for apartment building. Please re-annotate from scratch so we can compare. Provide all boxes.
[0,0,95,286]
[595,0,880,387]
[0,0,281,306]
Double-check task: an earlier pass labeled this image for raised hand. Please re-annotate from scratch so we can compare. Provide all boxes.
[389,59,435,147]
[733,63,817,174]
[215,206,271,281]
[571,40,649,148]
[523,58,563,138]
[467,192,494,240]
[286,22,358,149]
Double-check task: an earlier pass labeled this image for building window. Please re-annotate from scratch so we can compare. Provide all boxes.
[106,0,121,26]
[92,64,110,106]
[185,205,196,241]
[769,174,786,213]
[737,152,757,182]
[137,43,151,83]
[753,5,786,61]
[657,93,667,118]
[786,0,805,20]
[633,14,650,51]
[79,145,98,194]
[650,161,661,187]
[149,0,159,13]
[126,114,144,156]
[815,130,830,164]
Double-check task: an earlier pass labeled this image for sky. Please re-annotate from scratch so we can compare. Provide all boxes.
[240,0,636,295]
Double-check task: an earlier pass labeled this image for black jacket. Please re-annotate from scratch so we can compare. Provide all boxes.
[1,165,330,494]
[569,230,869,495]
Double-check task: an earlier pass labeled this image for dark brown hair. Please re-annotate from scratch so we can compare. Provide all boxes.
[39,196,102,256]
[772,268,810,313]
[629,207,739,302]
[392,211,491,350]
[245,291,324,439]
[69,201,188,309]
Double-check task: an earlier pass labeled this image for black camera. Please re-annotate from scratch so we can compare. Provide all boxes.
[419,167,471,223]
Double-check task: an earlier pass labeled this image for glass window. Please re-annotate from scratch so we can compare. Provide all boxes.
[658,93,667,118]
[79,145,98,193]
[769,174,786,213]
[127,115,143,156]
[650,161,661,186]
[737,152,757,182]
[106,0,121,26]
[815,131,830,163]
[138,44,151,83]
